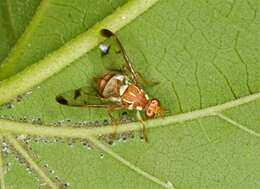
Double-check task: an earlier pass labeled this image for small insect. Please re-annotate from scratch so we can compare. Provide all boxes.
[56,29,164,142]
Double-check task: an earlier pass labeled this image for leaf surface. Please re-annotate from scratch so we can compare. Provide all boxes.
[0,0,260,189]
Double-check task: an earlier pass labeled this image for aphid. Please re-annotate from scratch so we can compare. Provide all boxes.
[56,29,164,142]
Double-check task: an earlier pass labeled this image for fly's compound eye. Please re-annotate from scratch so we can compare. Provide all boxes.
[151,99,159,105]
[145,108,155,118]
[145,98,161,118]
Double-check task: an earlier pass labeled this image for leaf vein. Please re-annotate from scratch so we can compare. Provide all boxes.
[210,53,238,99]
[0,136,6,189]
[216,113,260,138]
[87,135,175,189]
[6,135,59,189]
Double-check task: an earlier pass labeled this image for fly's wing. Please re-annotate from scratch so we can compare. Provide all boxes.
[100,29,159,89]
[99,35,125,73]
[99,29,138,85]
[56,86,119,108]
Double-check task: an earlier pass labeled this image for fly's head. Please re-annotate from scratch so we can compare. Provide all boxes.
[144,98,163,118]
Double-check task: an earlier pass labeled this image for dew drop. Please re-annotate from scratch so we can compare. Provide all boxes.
[65,118,72,123]
[100,153,104,159]
[94,120,100,126]
[31,117,43,125]
[26,166,32,174]
[64,182,70,188]
[17,135,27,140]
[5,102,14,109]
[108,140,114,145]
[16,95,23,102]
[86,144,92,150]
[103,119,109,126]
[2,144,10,155]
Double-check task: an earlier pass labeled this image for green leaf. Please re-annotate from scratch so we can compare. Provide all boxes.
[0,0,260,189]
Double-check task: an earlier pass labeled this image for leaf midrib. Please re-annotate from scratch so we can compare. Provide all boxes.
[0,90,259,138]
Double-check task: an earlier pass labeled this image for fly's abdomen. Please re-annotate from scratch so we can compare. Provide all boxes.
[97,74,126,98]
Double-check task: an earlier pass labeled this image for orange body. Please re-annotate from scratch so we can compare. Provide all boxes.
[96,73,161,118]
[121,84,148,110]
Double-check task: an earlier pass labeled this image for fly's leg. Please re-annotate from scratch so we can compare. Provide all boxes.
[107,105,123,141]
[136,111,148,143]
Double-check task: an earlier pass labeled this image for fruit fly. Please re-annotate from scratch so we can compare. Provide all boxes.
[56,29,163,142]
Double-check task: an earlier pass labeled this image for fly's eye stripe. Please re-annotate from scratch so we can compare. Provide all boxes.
[151,100,159,105]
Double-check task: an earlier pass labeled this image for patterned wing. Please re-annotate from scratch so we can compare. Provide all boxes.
[56,85,119,108]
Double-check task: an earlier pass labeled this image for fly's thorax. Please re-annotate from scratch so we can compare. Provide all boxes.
[121,84,149,111]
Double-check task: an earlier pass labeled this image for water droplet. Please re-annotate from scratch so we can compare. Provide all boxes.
[65,118,72,123]
[17,135,27,140]
[103,119,109,126]
[86,144,92,150]
[5,102,14,109]
[108,140,114,145]
[64,182,70,188]
[16,95,23,102]
[94,120,100,126]
[31,117,43,125]
[26,166,32,174]
[100,153,104,159]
